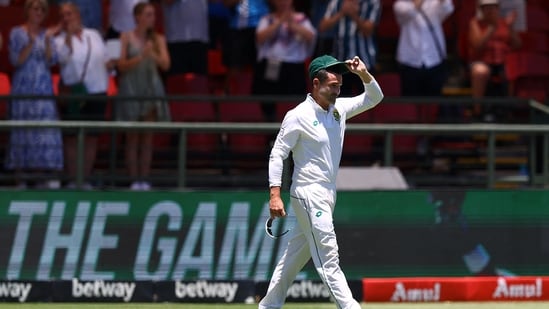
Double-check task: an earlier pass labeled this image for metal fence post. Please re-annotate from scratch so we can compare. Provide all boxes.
[76,127,85,187]
[108,130,118,187]
[529,135,536,185]
[542,133,549,186]
[384,131,394,167]
[487,131,496,188]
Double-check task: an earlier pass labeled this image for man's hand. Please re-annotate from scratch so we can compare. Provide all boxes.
[346,56,365,73]
[142,41,155,58]
[341,0,359,17]
[346,56,373,83]
[269,186,286,218]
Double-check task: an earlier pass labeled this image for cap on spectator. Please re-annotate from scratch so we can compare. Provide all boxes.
[478,0,499,6]
[308,55,349,80]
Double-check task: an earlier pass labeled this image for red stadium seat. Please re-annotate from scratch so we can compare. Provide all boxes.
[0,6,24,74]
[505,52,549,102]
[51,73,60,95]
[375,72,401,97]
[218,101,269,159]
[505,52,549,81]
[526,5,549,33]
[457,23,471,63]
[275,101,297,122]
[166,73,214,121]
[227,69,254,95]
[457,0,476,27]
[378,0,398,36]
[372,103,418,123]
[372,103,419,155]
[513,77,549,103]
[0,73,10,120]
[0,73,9,94]
[165,73,220,159]
[107,76,118,96]
[519,32,549,53]
[343,134,375,161]
[376,0,399,53]
[207,49,227,76]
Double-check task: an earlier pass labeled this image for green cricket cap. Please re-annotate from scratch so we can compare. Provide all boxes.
[308,55,349,80]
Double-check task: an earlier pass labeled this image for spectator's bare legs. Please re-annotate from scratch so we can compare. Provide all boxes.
[138,109,157,183]
[471,62,491,115]
[64,135,97,188]
[125,132,139,181]
[65,137,76,179]
[84,136,97,179]
[125,108,158,190]
[14,169,25,188]
[471,62,490,98]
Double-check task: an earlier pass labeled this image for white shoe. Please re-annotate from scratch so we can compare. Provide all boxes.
[35,180,60,189]
[130,181,141,191]
[15,182,28,190]
[140,181,151,191]
[46,179,61,189]
[66,181,93,190]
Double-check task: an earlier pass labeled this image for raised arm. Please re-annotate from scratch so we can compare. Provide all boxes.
[340,56,384,119]
[116,32,141,73]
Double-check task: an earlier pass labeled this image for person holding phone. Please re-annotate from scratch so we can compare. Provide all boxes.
[116,2,171,191]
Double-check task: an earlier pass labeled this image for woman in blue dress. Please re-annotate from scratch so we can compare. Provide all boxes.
[5,0,63,189]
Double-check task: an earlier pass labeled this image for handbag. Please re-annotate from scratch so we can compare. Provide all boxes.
[58,35,92,116]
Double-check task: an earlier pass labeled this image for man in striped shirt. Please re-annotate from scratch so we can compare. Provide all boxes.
[319,0,381,95]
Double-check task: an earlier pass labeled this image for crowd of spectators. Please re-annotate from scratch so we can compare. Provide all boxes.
[0,0,546,190]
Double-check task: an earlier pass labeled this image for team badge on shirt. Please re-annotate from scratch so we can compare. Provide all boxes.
[333,109,341,122]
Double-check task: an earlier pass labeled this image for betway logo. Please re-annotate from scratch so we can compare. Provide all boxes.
[72,278,135,302]
[493,277,542,299]
[287,281,331,299]
[175,281,238,302]
[0,282,32,302]
[391,282,441,302]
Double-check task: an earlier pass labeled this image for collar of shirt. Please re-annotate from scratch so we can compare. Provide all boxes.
[307,93,333,113]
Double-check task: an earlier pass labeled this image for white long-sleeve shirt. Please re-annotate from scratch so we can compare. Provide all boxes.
[269,79,384,189]
[54,28,109,94]
[394,0,454,68]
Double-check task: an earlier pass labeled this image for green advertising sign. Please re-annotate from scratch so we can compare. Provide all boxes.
[1,190,548,281]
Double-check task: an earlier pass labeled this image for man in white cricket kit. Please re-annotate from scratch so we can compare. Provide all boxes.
[260,54,384,309]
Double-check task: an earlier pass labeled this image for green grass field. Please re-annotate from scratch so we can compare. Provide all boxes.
[0,303,548,309]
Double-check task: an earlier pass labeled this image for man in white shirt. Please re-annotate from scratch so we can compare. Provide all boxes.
[394,0,453,97]
[260,55,383,309]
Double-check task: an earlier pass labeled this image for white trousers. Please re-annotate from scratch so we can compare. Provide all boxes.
[259,183,361,309]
